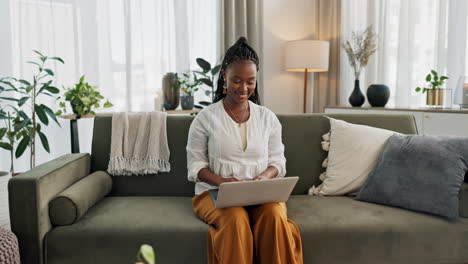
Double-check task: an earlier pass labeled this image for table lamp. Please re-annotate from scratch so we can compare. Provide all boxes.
[285,40,330,113]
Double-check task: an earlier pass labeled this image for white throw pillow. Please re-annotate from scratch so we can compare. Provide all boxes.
[309,117,399,196]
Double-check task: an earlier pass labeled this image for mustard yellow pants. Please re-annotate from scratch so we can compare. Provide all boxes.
[192,191,303,264]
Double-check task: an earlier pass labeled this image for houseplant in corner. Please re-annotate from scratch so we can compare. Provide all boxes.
[415,70,449,108]
[56,75,113,118]
[0,77,18,175]
[342,24,378,107]
[174,72,202,110]
[0,50,64,170]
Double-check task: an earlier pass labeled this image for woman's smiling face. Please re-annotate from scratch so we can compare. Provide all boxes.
[223,60,257,103]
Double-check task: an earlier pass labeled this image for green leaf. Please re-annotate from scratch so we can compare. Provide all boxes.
[426,74,431,82]
[54,110,63,116]
[27,61,41,67]
[423,88,427,93]
[33,50,44,57]
[18,110,29,120]
[415,87,421,92]
[0,128,7,139]
[0,81,17,90]
[38,131,50,152]
[0,97,19,102]
[103,101,113,108]
[138,244,155,264]
[59,102,66,108]
[35,104,49,125]
[440,76,449,81]
[18,96,29,106]
[14,117,29,131]
[44,86,59,94]
[0,142,12,151]
[79,75,85,83]
[41,104,60,126]
[50,57,65,64]
[44,69,54,76]
[200,78,213,87]
[431,70,438,77]
[19,79,31,86]
[198,101,211,106]
[15,135,30,158]
[196,58,211,73]
[211,65,221,75]
[40,56,47,62]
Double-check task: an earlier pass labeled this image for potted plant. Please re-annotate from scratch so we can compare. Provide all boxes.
[0,77,17,175]
[135,244,155,264]
[174,72,202,110]
[342,24,378,107]
[0,50,64,170]
[415,70,449,107]
[193,58,221,109]
[56,75,113,118]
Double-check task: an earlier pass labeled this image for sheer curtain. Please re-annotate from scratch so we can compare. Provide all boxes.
[341,0,467,108]
[0,0,220,173]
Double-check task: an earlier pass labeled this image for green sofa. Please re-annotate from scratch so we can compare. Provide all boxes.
[9,114,468,264]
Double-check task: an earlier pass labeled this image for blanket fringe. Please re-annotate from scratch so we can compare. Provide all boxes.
[107,156,171,176]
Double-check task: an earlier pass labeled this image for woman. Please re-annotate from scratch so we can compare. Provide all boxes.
[186,36,303,264]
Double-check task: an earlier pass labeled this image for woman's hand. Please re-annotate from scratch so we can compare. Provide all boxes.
[253,166,279,180]
[253,173,273,181]
[216,176,243,186]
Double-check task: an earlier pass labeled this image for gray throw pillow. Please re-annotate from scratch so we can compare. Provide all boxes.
[356,134,468,219]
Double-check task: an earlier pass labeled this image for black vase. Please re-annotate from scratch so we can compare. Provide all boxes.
[367,84,390,107]
[349,79,365,107]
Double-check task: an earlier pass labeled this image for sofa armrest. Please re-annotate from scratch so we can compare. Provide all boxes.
[8,153,91,264]
[460,183,468,218]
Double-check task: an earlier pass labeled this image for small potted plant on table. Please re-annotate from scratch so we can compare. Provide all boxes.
[415,70,449,108]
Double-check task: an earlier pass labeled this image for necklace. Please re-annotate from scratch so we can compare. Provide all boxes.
[223,99,249,127]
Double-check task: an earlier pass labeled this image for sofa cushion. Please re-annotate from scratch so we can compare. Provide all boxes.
[356,134,468,219]
[46,195,468,264]
[49,171,113,226]
[287,195,468,264]
[45,197,208,264]
[310,117,397,196]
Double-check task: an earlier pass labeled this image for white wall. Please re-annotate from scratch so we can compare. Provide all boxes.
[262,0,316,113]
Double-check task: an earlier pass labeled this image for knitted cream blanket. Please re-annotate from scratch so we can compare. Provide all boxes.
[107,111,171,175]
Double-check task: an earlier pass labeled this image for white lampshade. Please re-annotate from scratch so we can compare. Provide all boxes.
[284,40,330,72]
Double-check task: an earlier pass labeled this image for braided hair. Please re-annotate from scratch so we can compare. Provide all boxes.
[213,36,261,105]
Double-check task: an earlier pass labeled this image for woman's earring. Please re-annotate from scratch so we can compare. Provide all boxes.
[223,80,227,94]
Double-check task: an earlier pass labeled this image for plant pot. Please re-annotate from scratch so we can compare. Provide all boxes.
[71,102,88,118]
[367,84,390,107]
[181,95,194,110]
[426,89,445,107]
[349,79,365,107]
[162,73,180,110]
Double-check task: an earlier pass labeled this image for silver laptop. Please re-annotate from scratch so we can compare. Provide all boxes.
[213,176,299,208]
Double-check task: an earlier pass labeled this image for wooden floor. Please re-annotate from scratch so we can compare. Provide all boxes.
[0,174,10,230]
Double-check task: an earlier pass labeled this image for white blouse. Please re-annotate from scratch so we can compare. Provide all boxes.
[186,98,287,195]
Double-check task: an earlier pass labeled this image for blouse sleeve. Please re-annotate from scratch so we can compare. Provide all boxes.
[186,113,210,182]
[267,112,287,178]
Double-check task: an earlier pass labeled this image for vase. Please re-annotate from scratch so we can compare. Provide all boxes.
[367,84,390,107]
[181,95,194,110]
[349,79,365,107]
[162,73,179,110]
[426,89,445,107]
